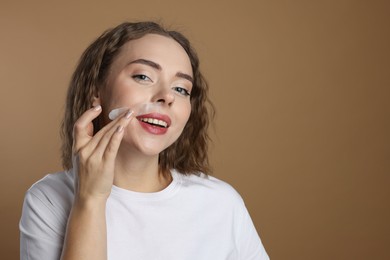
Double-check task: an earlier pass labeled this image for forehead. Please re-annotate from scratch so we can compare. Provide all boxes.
[112,34,192,75]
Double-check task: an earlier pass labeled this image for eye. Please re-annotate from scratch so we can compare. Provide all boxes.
[173,86,191,97]
[132,74,152,82]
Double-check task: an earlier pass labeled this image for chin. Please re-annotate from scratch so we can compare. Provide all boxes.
[121,135,173,157]
[137,143,166,156]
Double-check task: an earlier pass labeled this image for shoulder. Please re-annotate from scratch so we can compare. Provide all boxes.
[175,171,269,259]
[28,170,75,197]
[20,170,75,243]
[175,170,245,207]
[24,170,75,216]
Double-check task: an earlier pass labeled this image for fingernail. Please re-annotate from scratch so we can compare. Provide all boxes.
[117,125,124,132]
[125,110,134,119]
[93,105,102,111]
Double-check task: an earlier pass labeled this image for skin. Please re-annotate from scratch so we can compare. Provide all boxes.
[60,34,193,260]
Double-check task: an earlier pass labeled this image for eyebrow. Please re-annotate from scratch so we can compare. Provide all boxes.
[129,59,161,70]
[128,58,193,84]
[176,72,194,84]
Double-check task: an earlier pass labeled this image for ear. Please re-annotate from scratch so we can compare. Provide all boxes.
[92,95,101,107]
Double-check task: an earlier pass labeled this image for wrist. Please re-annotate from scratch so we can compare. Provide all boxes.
[73,194,108,212]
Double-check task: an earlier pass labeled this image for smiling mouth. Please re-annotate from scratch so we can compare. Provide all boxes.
[138,117,169,128]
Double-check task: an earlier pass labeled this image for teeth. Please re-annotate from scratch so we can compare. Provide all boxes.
[140,118,168,128]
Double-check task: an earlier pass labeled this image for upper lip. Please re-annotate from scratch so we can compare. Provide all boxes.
[136,113,172,128]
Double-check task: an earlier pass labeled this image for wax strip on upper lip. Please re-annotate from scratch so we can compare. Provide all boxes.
[108,107,130,120]
[136,103,163,115]
[109,103,164,120]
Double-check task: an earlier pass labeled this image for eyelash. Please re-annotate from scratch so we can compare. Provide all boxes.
[132,74,191,97]
[173,87,191,97]
[132,74,152,82]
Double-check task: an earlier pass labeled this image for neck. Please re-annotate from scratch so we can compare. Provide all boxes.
[113,148,171,193]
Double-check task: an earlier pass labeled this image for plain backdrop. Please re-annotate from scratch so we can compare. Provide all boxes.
[1,0,389,259]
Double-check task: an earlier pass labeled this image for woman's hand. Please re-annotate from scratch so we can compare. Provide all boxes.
[61,106,133,260]
[72,105,133,202]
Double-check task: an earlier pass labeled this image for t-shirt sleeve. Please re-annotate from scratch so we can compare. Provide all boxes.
[235,198,270,260]
[19,190,65,260]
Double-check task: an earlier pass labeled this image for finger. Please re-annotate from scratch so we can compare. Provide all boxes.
[92,110,134,160]
[103,124,127,162]
[72,105,102,152]
[83,109,133,154]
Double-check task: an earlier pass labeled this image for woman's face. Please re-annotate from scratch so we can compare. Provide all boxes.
[98,34,193,156]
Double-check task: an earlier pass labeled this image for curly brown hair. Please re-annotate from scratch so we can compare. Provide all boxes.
[61,21,214,175]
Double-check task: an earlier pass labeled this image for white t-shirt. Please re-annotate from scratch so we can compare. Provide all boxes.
[20,169,269,259]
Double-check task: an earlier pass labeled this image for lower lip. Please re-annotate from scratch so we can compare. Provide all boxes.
[138,120,168,135]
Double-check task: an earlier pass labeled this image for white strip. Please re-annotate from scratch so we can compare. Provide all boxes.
[108,107,129,120]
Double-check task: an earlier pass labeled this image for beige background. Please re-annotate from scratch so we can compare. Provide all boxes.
[1,0,389,259]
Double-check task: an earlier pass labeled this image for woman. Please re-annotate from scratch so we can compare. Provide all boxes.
[20,21,269,260]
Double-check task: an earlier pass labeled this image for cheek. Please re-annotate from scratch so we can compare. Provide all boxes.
[103,87,145,114]
[181,102,192,126]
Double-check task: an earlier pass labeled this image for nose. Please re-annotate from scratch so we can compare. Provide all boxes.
[152,88,175,106]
